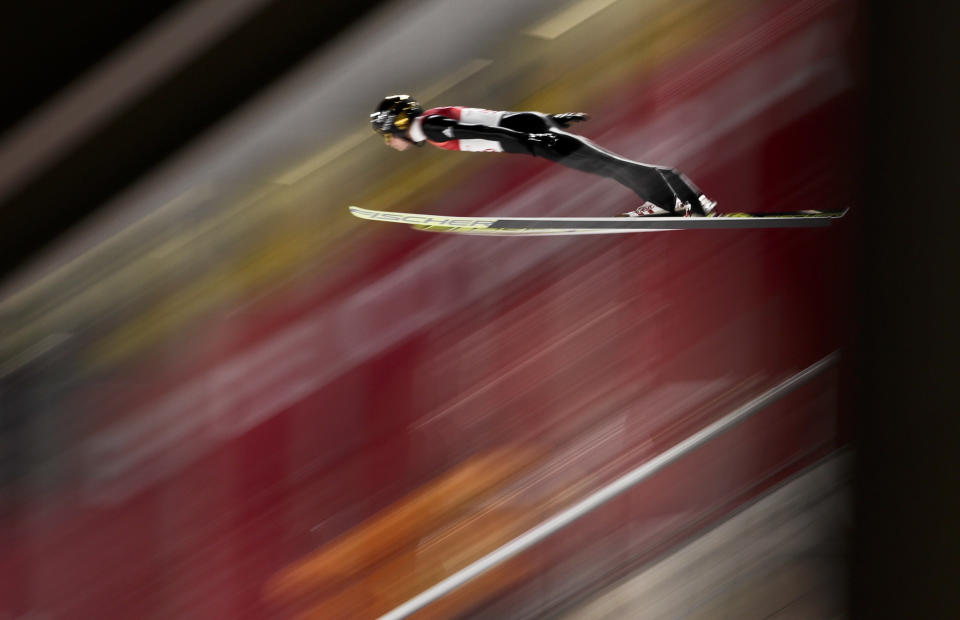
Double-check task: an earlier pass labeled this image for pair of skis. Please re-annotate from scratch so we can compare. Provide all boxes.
[348,205,848,236]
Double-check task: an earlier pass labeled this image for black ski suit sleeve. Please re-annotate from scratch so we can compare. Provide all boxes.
[420,115,560,156]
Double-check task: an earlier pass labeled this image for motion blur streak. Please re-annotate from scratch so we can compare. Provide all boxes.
[0,0,858,618]
[378,353,838,620]
[0,0,274,202]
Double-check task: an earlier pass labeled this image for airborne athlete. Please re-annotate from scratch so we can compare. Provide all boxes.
[370,94,717,217]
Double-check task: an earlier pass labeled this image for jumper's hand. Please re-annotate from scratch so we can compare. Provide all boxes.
[521,132,561,156]
[549,113,590,128]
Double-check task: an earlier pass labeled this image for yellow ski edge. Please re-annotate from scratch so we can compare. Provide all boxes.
[349,205,495,230]
[408,224,626,236]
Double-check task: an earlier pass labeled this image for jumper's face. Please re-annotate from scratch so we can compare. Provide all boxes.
[385,134,413,151]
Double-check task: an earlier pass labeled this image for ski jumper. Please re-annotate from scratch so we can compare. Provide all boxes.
[408,107,704,211]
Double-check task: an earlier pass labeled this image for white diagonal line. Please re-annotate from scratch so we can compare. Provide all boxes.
[378,351,840,620]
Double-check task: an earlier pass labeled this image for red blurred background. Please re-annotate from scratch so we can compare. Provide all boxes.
[0,0,955,618]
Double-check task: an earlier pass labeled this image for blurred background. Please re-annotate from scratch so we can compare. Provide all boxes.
[0,0,956,618]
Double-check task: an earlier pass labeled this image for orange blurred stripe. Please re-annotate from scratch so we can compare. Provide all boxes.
[265,447,541,603]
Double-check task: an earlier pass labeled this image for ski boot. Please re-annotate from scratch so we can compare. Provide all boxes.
[676,195,719,217]
[698,194,718,216]
[675,197,693,217]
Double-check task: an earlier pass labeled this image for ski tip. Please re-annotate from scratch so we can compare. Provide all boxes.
[817,207,849,218]
[816,207,849,220]
[348,205,373,220]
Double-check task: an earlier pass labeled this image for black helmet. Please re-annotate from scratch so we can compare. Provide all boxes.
[370,94,423,140]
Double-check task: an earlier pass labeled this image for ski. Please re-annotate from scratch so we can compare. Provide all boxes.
[348,206,848,236]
